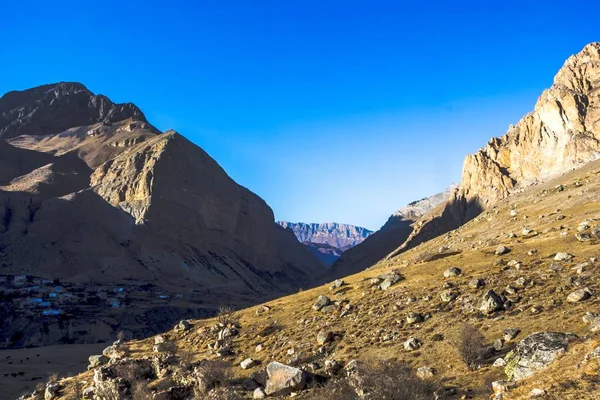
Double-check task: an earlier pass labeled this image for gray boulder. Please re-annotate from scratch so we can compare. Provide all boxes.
[88,355,109,369]
[312,295,331,311]
[443,267,462,278]
[379,272,403,290]
[479,290,503,314]
[567,288,591,302]
[504,332,578,381]
[265,361,306,396]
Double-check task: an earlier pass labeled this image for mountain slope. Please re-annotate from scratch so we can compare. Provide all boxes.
[328,186,455,277]
[0,83,322,349]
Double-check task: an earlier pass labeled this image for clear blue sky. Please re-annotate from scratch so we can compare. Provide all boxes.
[1,1,598,230]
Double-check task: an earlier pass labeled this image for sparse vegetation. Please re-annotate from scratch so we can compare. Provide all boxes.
[451,323,487,370]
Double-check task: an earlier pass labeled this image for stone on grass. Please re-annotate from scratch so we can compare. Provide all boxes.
[265,362,306,396]
[404,337,422,351]
[379,272,403,290]
[253,387,266,399]
[496,245,510,255]
[504,332,578,381]
[443,267,462,278]
[416,366,435,379]
[567,288,591,303]
[479,290,504,314]
[312,295,331,311]
[440,290,457,302]
[317,330,334,345]
[241,358,258,369]
[469,278,485,289]
[503,328,521,341]
[554,252,573,261]
[174,320,191,331]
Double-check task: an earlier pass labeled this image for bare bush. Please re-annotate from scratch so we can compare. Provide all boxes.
[217,305,237,326]
[194,359,232,396]
[451,323,486,370]
[308,360,438,400]
[304,379,358,400]
[359,360,439,400]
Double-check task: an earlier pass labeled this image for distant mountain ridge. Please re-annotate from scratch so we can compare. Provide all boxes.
[276,222,372,249]
[328,185,455,277]
[277,222,372,267]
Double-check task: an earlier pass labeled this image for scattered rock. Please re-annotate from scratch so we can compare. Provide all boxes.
[496,245,510,255]
[503,328,521,341]
[530,388,546,397]
[404,337,422,351]
[567,288,591,302]
[416,366,435,379]
[44,383,60,400]
[443,267,462,278]
[406,312,423,325]
[312,295,332,311]
[330,279,345,290]
[440,290,457,302]
[554,252,574,261]
[324,359,342,375]
[174,320,191,331]
[504,332,578,381]
[241,358,258,369]
[253,387,266,399]
[583,312,600,332]
[479,290,504,314]
[493,358,507,367]
[379,272,404,290]
[584,346,600,361]
[469,278,485,289]
[264,362,306,396]
[154,335,166,345]
[88,355,109,369]
[317,330,334,345]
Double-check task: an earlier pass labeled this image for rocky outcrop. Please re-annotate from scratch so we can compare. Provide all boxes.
[327,186,454,277]
[389,42,600,256]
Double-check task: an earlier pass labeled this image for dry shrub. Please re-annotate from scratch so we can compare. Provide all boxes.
[308,360,439,400]
[359,360,439,400]
[217,305,237,326]
[194,359,233,396]
[451,323,486,370]
[304,379,358,400]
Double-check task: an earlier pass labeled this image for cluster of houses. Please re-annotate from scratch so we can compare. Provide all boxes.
[1,274,187,321]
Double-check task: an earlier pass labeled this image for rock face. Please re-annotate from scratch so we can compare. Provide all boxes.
[387,43,600,257]
[504,332,577,381]
[328,185,455,277]
[0,82,322,348]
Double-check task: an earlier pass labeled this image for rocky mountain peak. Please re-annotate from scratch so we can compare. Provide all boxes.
[0,82,148,139]
[386,42,600,256]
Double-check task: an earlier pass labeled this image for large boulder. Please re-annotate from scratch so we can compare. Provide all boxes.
[88,355,109,369]
[504,332,578,381]
[479,290,503,314]
[312,295,331,311]
[265,361,306,396]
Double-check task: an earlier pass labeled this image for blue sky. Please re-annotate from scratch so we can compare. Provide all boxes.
[1,1,598,230]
